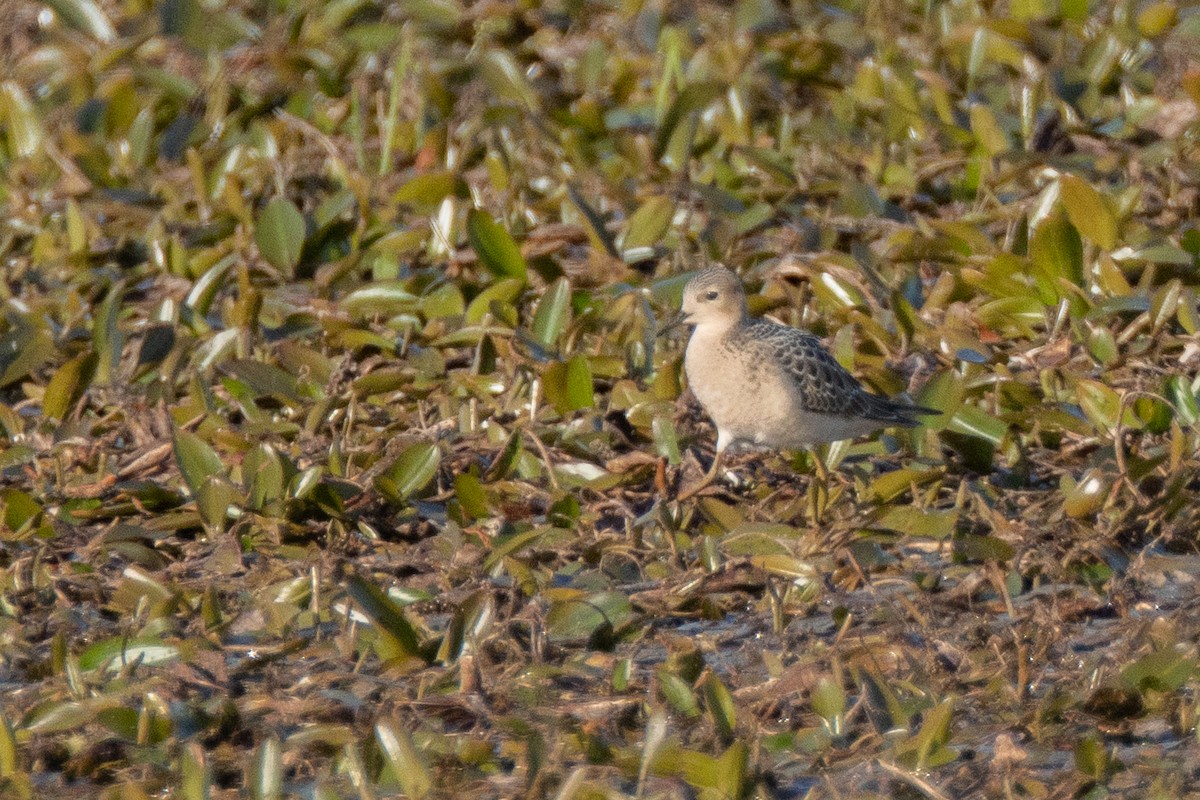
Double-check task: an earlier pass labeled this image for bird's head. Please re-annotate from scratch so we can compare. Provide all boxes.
[675,266,748,331]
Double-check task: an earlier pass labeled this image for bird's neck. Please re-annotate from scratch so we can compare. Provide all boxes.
[690,315,745,343]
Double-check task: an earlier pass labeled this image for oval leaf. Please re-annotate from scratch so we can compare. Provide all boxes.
[1059,175,1117,250]
[255,197,306,275]
[173,429,225,496]
[466,209,527,281]
[376,442,440,502]
[530,277,571,350]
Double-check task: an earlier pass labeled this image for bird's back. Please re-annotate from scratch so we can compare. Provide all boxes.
[733,318,931,428]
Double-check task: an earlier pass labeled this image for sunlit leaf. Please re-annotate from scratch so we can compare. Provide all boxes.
[0,81,45,158]
[622,195,675,252]
[654,81,724,161]
[1030,212,1083,288]
[1136,2,1177,36]
[252,736,282,800]
[546,591,632,645]
[375,442,440,503]
[1076,379,1122,433]
[43,352,97,421]
[77,636,180,672]
[173,429,225,496]
[466,208,527,281]
[1121,647,1195,693]
[702,671,737,742]
[530,277,571,350]
[345,575,425,664]
[43,0,116,41]
[255,197,306,276]
[1059,175,1117,250]
[376,720,432,800]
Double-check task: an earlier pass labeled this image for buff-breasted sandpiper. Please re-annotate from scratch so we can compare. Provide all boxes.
[665,265,934,498]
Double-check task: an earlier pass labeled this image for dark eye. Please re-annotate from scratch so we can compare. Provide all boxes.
[704,290,719,301]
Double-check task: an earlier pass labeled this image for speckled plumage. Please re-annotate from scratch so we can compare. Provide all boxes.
[675,266,931,454]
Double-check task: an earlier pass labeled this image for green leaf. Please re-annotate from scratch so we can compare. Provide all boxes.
[871,506,958,538]
[43,0,117,41]
[1167,375,1200,426]
[546,591,632,645]
[466,209,527,281]
[482,526,546,572]
[2,489,42,533]
[947,404,1007,447]
[392,170,460,209]
[376,720,433,800]
[543,355,594,414]
[954,534,1015,562]
[622,195,675,252]
[1121,647,1195,693]
[0,711,16,778]
[1062,469,1110,518]
[0,323,55,388]
[196,476,238,531]
[91,282,124,385]
[897,698,956,770]
[811,677,846,722]
[252,736,283,800]
[0,81,44,158]
[530,277,571,350]
[857,669,910,730]
[453,473,489,519]
[184,253,237,321]
[702,672,737,742]
[655,81,724,161]
[1149,279,1182,333]
[969,104,1008,155]
[1136,1,1177,36]
[344,575,425,664]
[375,443,440,503]
[399,0,464,28]
[914,370,963,430]
[658,671,701,717]
[865,467,944,503]
[566,356,593,408]
[1074,734,1108,781]
[173,429,225,496]
[78,636,180,672]
[1059,175,1117,250]
[664,741,746,800]
[479,50,539,110]
[1030,212,1083,292]
[652,415,682,464]
[65,201,88,252]
[222,360,303,405]
[255,197,306,275]
[1077,379,1122,433]
[43,351,98,421]
[180,742,212,800]
[465,278,524,325]
[342,281,418,319]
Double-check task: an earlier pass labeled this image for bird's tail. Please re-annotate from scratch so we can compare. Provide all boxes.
[863,395,940,427]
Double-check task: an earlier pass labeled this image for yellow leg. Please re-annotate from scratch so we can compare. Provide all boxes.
[678,450,723,501]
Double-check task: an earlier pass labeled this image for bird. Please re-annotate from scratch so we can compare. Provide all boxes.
[662,265,936,499]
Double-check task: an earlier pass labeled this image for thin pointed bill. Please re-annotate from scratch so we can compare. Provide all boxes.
[657,310,691,337]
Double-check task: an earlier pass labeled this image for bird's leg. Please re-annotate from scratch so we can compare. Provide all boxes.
[677,449,723,501]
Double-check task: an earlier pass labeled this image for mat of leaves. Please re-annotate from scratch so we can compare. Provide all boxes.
[2,0,1200,797]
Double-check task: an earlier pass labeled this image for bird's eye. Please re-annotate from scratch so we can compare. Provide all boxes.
[704,290,719,301]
